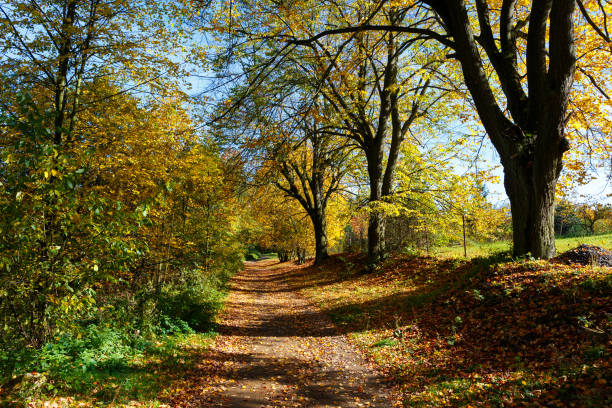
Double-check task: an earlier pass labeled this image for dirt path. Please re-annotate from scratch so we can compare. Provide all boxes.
[167,259,392,407]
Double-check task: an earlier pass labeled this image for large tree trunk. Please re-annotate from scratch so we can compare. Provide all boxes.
[423,0,576,259]
[504,155,561,258]
[311,209,329,265]
[367,211,386,264]
[366,145,386,264]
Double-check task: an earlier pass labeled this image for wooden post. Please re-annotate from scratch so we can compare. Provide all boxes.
[462,211,467,258]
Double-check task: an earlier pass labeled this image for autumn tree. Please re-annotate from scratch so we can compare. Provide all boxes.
[554,198,592,236]
[0,84,248,349]
[311,7,447,263]
[222,97,352,265]
[383,138,508,254]
[294,0,612,258]
[246,186,315,263]
[200,1,470,263]
[415,0,578,258]
[577,202,611,234]
[0,0,193,295]
[205,16,359,265]
[0,0,247,348]
[0,0,190,142]
[270,113,353,265]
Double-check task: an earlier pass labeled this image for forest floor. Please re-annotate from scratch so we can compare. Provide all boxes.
[162,259,394,407]
[10,251,610,407]
[165,249,611,407]
[297,253,611,407]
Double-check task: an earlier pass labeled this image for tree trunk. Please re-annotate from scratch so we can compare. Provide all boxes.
[54,0,77,144]
[368,211,386,264]
[311,209,329,265]
[462,212,467,258]
[296,247,306,264]
[360,230,366,253]
[503,152,561,259]
[422,0,576,259]
[366,141,386,264]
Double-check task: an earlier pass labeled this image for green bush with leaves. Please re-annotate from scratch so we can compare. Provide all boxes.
[0,93,246,394]
[156,267,229,333]
[0,95,144,350]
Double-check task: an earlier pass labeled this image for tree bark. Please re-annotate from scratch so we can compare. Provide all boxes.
[368,211,386,264]
[366,139,386,264]
[462,212,467,257]
[54,0,77,144]
[311,209,329,265]
[503,146,563,258]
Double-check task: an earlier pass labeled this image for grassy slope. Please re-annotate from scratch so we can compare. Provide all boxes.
[436,233,612,258]
[296,251,612,407]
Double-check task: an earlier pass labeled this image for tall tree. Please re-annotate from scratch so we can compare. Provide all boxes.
[289,0,611,258]
[201,0,453,263]
[422,0,577,258]
[311,8,447,263]
[271,112,352,264]
[0,0,200,346]
[0,0,189,137]
[577,202,611,234]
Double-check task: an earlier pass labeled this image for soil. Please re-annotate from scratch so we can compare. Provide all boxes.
[165,259,393,407]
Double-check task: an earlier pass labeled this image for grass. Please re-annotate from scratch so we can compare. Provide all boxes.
[245,249,278,261]
[371,337,398,348]
[296,252,612,407]
[555,232,612,251]
[435,232,612,258]
[245,248,262,260]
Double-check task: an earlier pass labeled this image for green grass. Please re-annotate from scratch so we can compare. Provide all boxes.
[245,249,261,260]
[555,233,612,252]
[245,249,278,261]
[1,332,216,407]
[435,232,612,258]
[371,337,398,348]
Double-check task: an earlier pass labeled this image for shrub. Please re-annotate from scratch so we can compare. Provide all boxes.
[156,269,227,333]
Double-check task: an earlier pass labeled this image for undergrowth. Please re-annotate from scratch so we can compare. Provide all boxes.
[0,263,237,407]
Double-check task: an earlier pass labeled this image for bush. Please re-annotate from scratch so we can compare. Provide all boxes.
[0,325,137,395]
[156,268,227,333]
[0,261,239,392]
[37,326,134,374]
[245,248,262,261]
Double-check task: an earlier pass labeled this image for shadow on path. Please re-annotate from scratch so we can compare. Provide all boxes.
[165,259,393,408]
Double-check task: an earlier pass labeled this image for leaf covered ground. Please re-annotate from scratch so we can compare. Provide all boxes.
[161,259,393,407]
[3,259,394,407]
[294,253,611,407]
[5,253,610,407]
